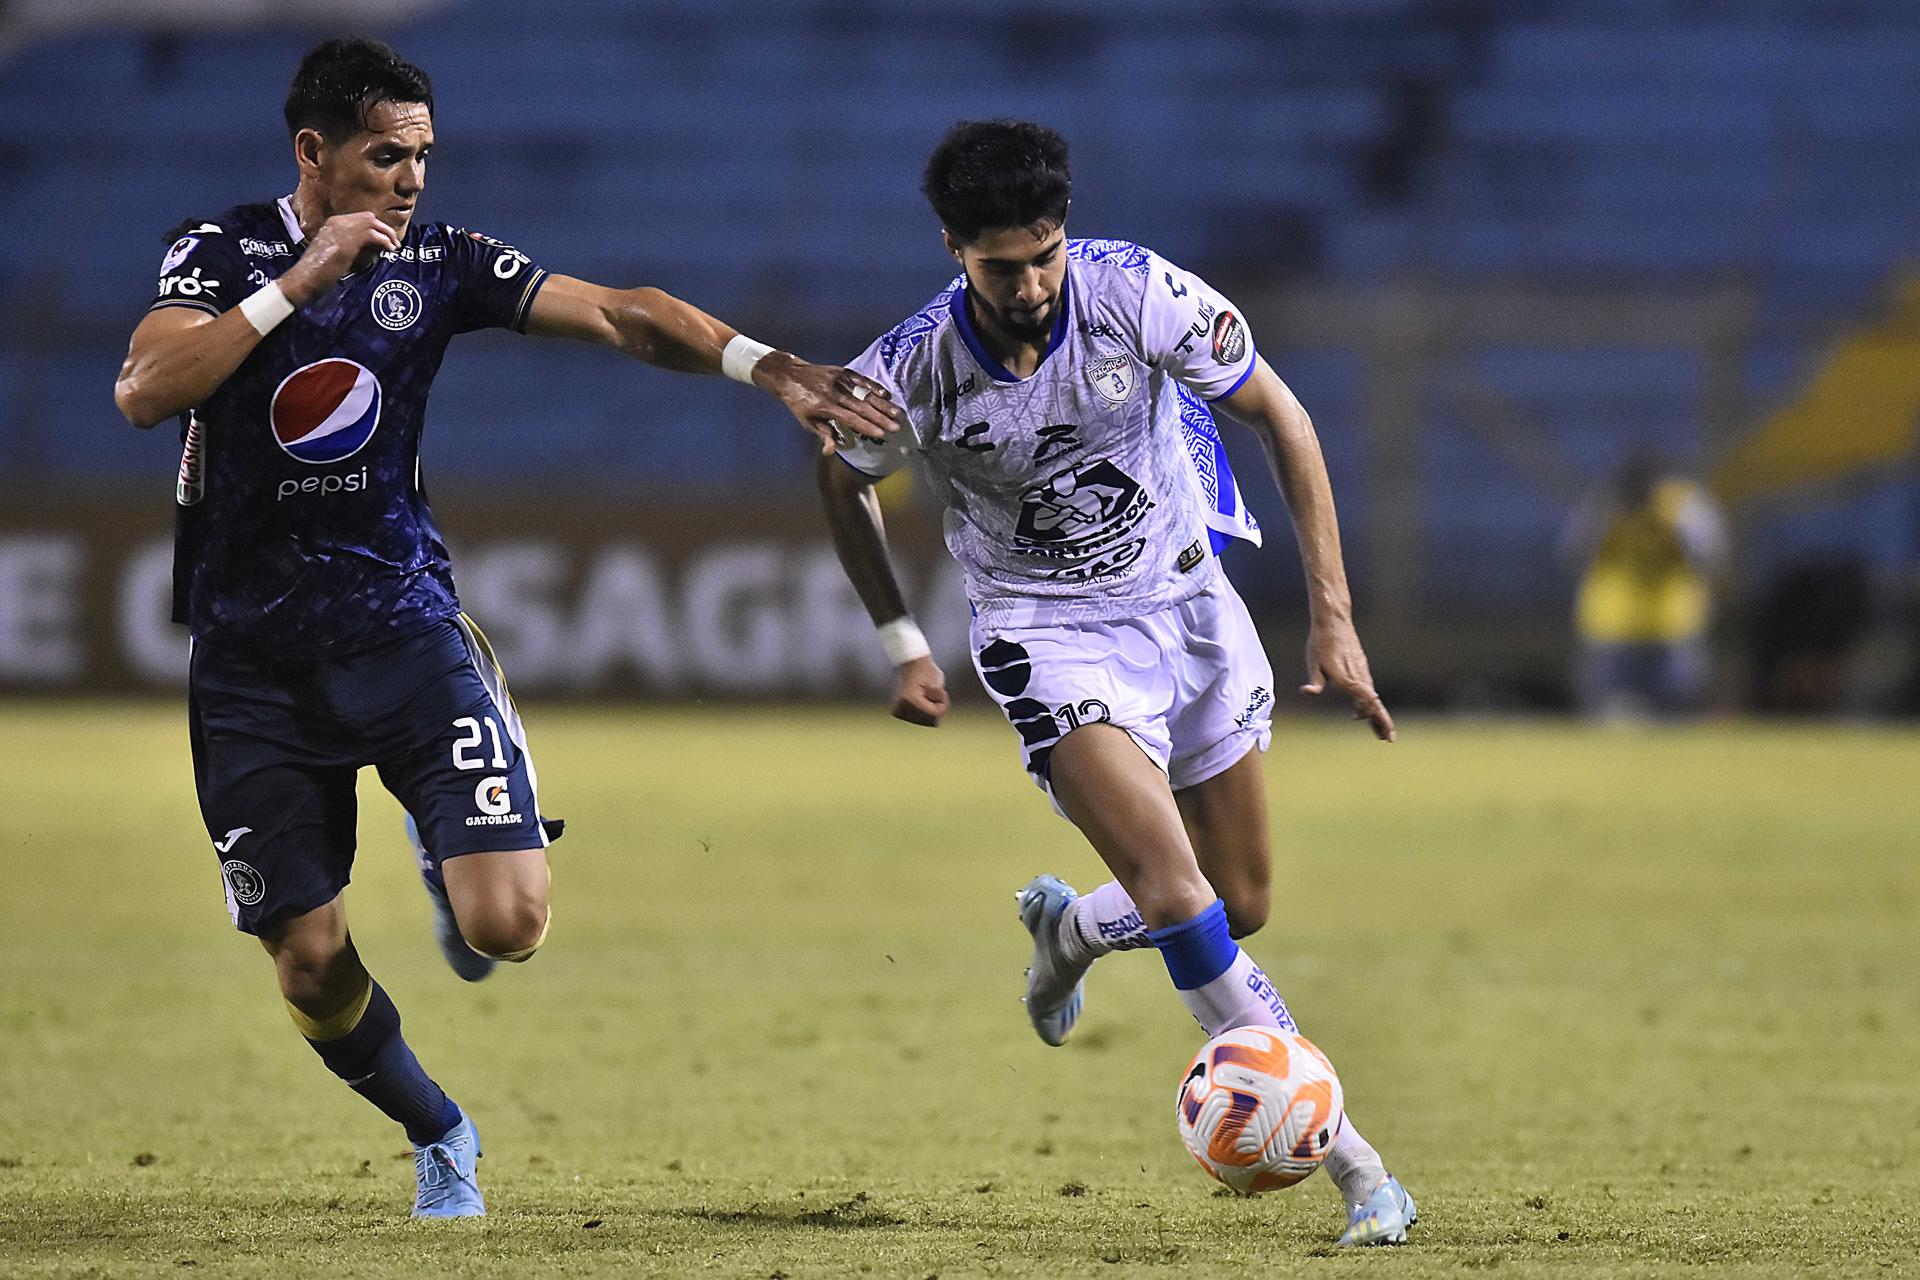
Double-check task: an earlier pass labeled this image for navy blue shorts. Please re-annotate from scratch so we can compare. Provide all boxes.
[188,614,552,935]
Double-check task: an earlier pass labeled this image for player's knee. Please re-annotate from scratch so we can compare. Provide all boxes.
[458,898,549,962]
[271,940,361,1015]
[1127,869,1219,931]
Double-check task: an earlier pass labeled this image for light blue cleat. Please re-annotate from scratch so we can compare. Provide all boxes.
[1337,1174,1418,1246]
[411,1108,485,1219]
[1016,874,1090,1047]
[405,814,495,983]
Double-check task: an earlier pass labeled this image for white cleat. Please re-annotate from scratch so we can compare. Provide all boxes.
[1016,874,1091,1047]
[1337,1175,1418,1246]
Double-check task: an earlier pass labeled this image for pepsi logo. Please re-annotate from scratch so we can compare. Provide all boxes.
[270,359,382,464]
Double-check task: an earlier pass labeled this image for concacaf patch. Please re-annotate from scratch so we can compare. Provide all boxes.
[1211,310,1247,366]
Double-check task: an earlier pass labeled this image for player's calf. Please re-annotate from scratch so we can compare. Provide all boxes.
[1175,749,1273,939]
[1219,889,1269,939]
[262,903,466,1154]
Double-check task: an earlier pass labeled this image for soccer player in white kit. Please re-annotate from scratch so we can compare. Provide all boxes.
[816,121,1417,1246]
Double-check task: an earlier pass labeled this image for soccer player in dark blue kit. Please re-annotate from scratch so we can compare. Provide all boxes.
[112,38,899,1218]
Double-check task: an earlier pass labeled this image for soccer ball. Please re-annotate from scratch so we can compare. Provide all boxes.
[1174,1026,1344,1194]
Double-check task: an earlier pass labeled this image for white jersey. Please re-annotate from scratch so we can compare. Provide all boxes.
[842,239,1263,628]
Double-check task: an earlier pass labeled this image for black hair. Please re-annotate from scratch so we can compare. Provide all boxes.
[283,37,433,141]
[922,119,1071,243]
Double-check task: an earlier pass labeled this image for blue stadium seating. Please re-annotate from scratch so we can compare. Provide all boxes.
[3,0,1917,583]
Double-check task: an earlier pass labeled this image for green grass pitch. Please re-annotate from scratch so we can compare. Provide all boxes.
[2,703,1916,1277]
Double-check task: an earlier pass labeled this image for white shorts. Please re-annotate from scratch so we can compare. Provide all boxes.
[970,576,1276,804]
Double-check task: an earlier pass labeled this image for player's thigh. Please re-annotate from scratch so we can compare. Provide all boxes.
[1165,576,1275,794]
[1174,745,1272,938]
[370,616,553,878]
[1160,578,1275,934]
[971,617,1173,802]
[1048,724,1214,929]
[189,647,360,939]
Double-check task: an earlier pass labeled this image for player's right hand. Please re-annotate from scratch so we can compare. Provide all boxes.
[279,212,402,304]
[891,655,949,728]
[754,354,903,454]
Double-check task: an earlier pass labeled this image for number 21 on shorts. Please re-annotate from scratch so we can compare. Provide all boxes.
[450,715,507,770]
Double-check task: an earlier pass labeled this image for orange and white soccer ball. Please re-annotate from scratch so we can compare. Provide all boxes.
[1174,1026,1344,1194]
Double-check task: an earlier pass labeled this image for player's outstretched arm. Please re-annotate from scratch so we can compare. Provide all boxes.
[1216,357,1395,742]
[116,212,401,428]
[524,276,900,453]
[815,455,948,727]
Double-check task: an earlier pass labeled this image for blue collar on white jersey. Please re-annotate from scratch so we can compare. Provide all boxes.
[949,268,1073,384]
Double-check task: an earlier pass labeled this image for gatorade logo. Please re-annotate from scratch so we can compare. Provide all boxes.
[270,359,382,464]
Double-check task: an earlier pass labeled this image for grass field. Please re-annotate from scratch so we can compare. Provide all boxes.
[2,703,1916,1277]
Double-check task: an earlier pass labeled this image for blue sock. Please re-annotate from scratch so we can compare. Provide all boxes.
[1147,900,1238,989]
[301,981,462,1146]
[1148,900,1295,1035]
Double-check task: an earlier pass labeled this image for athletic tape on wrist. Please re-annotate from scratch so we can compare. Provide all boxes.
[721,334,775,384]
[239,282,294,336]
[877,617,931,666]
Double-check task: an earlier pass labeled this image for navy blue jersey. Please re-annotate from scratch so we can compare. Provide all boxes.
[151,198,548,657]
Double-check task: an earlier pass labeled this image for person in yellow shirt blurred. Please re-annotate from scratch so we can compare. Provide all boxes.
[1561,451,1728,718]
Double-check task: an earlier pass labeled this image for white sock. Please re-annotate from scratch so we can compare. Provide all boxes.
[1323,1116,1390,1210]
[1148,901,1389,1210]
[1058,880,1151,965]
[1176,946,1298,1036]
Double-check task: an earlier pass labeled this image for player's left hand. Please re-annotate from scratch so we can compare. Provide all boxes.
[891,655,950,728]
[753,354,902,454]
[1301,618,1395,742]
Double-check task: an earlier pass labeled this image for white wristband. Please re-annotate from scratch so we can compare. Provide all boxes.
[721,334,775,384]
[239,282,295,336]
[876,617,931,667]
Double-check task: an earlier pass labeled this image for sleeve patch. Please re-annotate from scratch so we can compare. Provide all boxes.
[1211,310,1248,365]
[160,236,199,274]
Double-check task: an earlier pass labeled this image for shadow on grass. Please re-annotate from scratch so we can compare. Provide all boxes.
[673,1191,905,1231]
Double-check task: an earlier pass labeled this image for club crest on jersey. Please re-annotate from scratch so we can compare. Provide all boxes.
[1088,353,1134,405]
[160,236,198,273]
[371,280,423,331]
[271,359,382,464]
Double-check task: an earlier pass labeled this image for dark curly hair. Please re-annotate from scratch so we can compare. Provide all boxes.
[922,119,1071,243]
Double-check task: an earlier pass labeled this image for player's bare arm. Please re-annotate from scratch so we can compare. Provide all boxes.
[114,212,400,428]
[525,277,901,453]
[1217,357,1395,742]
[815,456,948,727]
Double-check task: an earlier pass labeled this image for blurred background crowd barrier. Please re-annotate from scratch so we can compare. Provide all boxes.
[2,0,1916,710]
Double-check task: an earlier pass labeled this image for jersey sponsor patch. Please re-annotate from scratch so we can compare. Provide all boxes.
[156,267,224,303]
[1212,310,1248,366]
[1013,458,1156,583]
[271,358,383,464]
[1015,460,1145,549]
